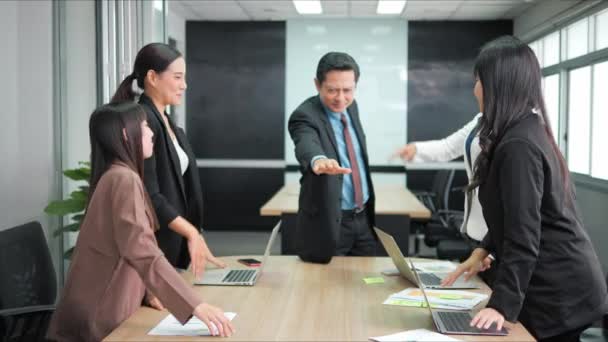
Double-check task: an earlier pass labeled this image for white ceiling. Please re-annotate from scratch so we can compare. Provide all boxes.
[169,0,549,21]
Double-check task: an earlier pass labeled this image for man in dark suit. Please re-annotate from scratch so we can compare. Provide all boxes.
[288,52,376,263]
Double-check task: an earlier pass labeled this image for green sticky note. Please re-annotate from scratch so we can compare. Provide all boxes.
[439,294,464,300]
[363,277,385,284]
[386,299,422,307]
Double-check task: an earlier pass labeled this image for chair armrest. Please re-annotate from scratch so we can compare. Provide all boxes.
[436,209,463,216]
[0,305,55,317]
[414,192,437,212]
[435,210,464,230]
[451,186,467,193]
[0,305,55,341]
[436,209,464,222]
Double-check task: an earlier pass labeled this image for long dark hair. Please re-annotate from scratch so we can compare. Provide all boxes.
[111,43,182,102]
[472,35,568,190]
[87,102,158,229]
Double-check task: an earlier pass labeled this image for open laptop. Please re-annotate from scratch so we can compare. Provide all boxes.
[195,221,280,286]
[411,259,508,336]
[374,227,479,289]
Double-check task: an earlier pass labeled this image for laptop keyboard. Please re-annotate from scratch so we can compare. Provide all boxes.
[222,269,256,283]
[437,311,478,333]
[419,272,442,285]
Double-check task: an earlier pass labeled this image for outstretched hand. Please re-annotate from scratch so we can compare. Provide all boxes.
[312,158,351,175]
[391,143,417,161]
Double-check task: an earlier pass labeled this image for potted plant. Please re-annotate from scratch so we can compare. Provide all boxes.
[44,161,90,259]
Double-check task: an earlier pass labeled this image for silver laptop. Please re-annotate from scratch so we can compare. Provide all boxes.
[195,221,280,286]
[411,259,508,336]
[374,227,479,289]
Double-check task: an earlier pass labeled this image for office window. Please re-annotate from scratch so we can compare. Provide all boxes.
[529,39,542,65]
[566,18,589,60]
[152,0,166,43]
[592,61,608,180]
[568,66,591,174]
[543,32,560,67]
[534,7,608,182]
[596,9,608,51]
[543,74,560,144]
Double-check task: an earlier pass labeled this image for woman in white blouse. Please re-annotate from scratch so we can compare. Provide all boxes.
[395,113,493,274]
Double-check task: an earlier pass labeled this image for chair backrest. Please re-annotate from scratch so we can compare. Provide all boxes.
[430,169,455,211]
[0,222,56,310]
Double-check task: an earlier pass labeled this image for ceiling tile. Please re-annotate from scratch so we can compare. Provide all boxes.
[166,0,553,21]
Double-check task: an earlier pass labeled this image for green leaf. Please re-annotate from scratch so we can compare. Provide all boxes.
[44,199,85,216]
[71,214,85,222]
[78,161,91,168]
[79,185,90,194]
[64,247,75,260]
[53,223,81,237]
[63,167,90,181]
[70,190,88,202]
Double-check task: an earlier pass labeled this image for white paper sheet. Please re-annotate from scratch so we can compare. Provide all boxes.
[148,312,236,336]
[412,261,458,273]
[369,329,462,341]
[383,288,487,310]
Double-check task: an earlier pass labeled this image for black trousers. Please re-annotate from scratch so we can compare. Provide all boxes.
[335,208,376,256]
[537,324,590,342]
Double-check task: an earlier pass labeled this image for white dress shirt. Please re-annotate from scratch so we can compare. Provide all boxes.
[411,113,486,241]
[171,137,189,176]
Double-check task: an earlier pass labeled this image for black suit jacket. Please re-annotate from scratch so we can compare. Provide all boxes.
[288,95,375,263]
[139,94,205,269]
[478,114,607,339]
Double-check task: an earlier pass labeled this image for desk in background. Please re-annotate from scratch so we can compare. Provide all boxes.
[104,256,534,341]
[260,184,431,256]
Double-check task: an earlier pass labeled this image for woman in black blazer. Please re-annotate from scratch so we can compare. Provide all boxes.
[443,36,607,341]
[111,43,225,276]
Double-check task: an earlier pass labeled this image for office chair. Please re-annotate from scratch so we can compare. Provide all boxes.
[414,169,455,215]
[412,169,468,257]
[0,221,56,342]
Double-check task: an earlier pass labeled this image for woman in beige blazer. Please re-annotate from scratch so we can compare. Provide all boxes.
[47,102,233,341]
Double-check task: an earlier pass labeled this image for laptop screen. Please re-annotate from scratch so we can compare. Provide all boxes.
[258,220,281,275]
[408,259,435,316]
[373,227,420,286]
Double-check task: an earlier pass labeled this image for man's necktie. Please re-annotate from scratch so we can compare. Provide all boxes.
[340,113,364,209]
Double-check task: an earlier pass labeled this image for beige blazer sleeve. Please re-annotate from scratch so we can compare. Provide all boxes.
[110,171,202,324]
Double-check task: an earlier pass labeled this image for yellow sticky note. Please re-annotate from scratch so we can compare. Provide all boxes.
[363,277,385,284]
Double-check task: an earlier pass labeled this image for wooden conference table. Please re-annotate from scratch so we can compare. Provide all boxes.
[260,184,432,255]
[104,256,534,341]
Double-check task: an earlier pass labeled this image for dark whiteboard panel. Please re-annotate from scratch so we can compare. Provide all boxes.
[407,21,512,143]
[406,21,512,195]
[186,21,285,159]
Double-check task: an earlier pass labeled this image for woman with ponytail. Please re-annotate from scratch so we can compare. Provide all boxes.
[47,103,233,341]
[441,36,607,341]
[112,43,225,278]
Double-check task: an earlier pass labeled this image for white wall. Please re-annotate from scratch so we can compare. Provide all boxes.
[0,0,60,275]
[0,0,55,231]
[168,7,187,129]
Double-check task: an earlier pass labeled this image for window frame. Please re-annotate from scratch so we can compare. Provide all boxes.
[528,2,608,186]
